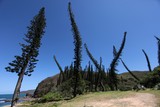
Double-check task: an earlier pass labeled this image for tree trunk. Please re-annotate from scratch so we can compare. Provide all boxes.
[11,64,27,107]
[73,69,78,97]
[100,82,105,91]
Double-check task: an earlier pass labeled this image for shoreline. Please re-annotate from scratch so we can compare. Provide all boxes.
[3,103,24,107]
[2,97,35,107]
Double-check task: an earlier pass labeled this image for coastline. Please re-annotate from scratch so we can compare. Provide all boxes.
[2,97,35,107]
[3,103,24,107]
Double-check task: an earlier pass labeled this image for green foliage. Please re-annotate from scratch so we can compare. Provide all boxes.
[58,79,73,99]
[5,7,46,76]
[58,76,86,99]
[84,44,101,71]
[54,56,64,86]
[39,92,63,103]
[5,7,46,107]
[155,36,160,66]
[142,49,152,72]
[84,44,105,91]
[141,66,160,88]
[68,2,83,97]
[108,32,127,90]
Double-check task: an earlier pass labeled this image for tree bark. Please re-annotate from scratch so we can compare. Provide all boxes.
[11,64,27,107]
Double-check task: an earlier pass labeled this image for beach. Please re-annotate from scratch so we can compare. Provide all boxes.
[0,94,26,107]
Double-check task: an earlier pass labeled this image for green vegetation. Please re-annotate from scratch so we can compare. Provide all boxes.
[142,49,152,72]
[38,92,63,103]
[108,32,126,90]
[33,2,160,102]
[68,2,83,98]
[5,1,160,107]
[5,7,46,107]
[17,90,160,107]
[141,66,160,88]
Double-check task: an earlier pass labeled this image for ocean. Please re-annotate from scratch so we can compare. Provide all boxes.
[0,94,25,107]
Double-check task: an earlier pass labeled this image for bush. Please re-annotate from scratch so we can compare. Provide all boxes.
[58,77,86,99]
[39,92,63,103]
[118,84,132,91]
[141,66,160,88]
[58,79,73,99]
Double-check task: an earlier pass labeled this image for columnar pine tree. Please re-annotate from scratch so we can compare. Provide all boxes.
[90,65,94,91]
[108,32,126,90]
[64,66,69,80]
[155,36,160,66]
[142,49,152,72]
[5,7,46,107]
[68,63,74,79]
[68,2,83,97]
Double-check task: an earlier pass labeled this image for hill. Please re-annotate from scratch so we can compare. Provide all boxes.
[34,74,59,98]
[33,71,148,98]
[118,71,148,90]
[21,89,35,95]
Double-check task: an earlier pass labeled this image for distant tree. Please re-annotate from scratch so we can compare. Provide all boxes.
[84,44,106,91]
[68,2,83,97]
[155,36,160,66]
[108,32,127,90]
[64,66,69,80]
[84,43,101,91]
[84,44,101,71]
[85,61,94,91]
[142,49,152,72]
[120,59,140,81]
[53,55,64,86]
[69,63,74,78]
[5,7,46,107]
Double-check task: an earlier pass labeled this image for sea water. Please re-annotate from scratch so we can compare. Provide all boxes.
[0,94,25,107]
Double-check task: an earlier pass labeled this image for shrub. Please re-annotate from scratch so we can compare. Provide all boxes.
[39,92,63,103]
[141,66,160,88]
[58,77,86,99]
[58,79,73,99]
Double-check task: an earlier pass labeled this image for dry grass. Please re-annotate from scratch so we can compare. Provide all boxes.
[16,90,160,107]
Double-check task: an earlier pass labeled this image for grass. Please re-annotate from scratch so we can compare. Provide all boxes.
[17,90,160,107]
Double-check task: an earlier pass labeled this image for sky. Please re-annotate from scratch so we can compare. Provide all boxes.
[1,0,160,94]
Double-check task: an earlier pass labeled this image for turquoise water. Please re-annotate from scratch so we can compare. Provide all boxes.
[0,94,25,107]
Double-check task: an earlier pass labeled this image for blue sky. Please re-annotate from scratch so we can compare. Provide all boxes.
[1,0,160,94]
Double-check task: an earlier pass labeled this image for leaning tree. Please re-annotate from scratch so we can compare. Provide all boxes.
[5,7,46,107]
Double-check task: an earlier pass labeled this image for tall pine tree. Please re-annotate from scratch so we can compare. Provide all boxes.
[108,32,126,90]
[68,2,83,97]
[5,7,46,107]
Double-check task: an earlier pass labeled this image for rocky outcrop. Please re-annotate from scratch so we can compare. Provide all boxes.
[33,74,59,98]
[154,83,160,90]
